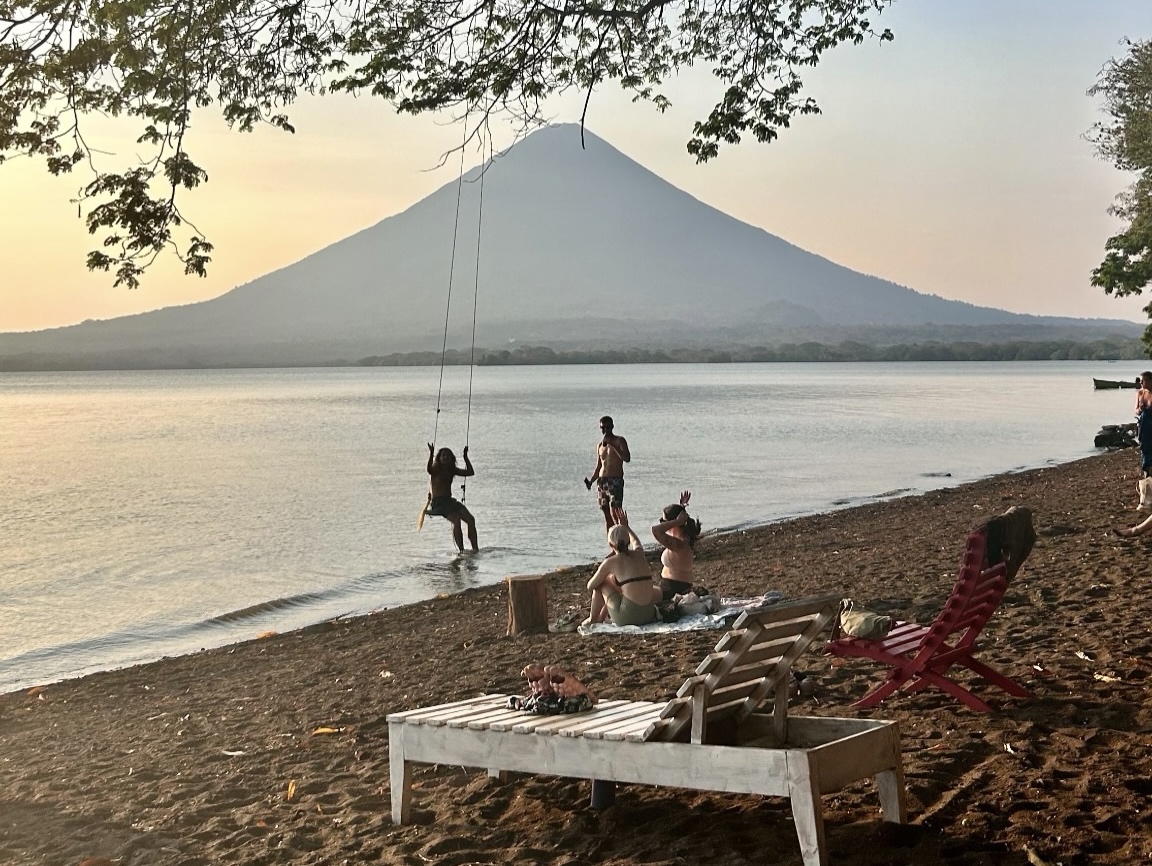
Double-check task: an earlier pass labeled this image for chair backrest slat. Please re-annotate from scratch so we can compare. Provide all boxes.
[652,594,840,743]
[915,528,1014,661]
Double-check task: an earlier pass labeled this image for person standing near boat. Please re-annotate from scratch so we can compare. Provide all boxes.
[1136,371,1152,512]
[584,416,630,532]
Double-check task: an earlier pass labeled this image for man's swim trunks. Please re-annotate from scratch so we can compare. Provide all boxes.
[426,495,466,518]
[596,476,624,508]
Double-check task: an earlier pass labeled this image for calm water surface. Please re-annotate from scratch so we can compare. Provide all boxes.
[0,361,1137,692]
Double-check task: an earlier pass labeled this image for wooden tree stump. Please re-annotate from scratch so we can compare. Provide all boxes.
[506,574,549,636]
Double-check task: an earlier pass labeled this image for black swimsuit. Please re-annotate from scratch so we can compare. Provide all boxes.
[659,577,693,601]
[616,575,652,585]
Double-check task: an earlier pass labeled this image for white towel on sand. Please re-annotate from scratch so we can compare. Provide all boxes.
[577,592,786,636]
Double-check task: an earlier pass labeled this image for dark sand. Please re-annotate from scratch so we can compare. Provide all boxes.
[3,449,1152,866]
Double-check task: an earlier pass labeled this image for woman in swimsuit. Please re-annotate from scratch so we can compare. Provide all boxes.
[651,490,702,601]
[425,443,478,551]
[584,508,661,627]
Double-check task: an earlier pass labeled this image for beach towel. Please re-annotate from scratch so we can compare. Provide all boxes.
[577,592,787,636]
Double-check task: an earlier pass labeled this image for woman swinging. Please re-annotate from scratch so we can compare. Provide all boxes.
[425,443,479,552]
[421,131,489,553]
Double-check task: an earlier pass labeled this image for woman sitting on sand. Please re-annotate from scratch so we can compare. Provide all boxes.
[651,491,702,601]
[584,509,661,627]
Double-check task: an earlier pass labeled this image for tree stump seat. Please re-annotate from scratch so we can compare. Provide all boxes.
[506,574,549,635]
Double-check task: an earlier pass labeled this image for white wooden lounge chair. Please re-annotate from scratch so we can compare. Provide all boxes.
[388,595,907,866]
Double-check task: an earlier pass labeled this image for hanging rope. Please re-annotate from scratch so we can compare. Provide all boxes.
[460,133,489,503]
[432,124,470,449]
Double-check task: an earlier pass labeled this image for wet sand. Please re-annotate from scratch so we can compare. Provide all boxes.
[2,449,1151,866]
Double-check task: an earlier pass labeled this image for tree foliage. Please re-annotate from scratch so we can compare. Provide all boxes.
[1090,38,1152,355]
[356,337,1147,367]
[0,0,891,286]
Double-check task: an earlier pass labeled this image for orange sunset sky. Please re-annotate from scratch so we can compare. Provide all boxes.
[2,0,1151,333]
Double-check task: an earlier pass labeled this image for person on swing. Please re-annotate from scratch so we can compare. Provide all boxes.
[425,443,479,552]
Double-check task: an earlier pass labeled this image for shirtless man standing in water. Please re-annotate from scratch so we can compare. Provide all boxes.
[584,416,630,531]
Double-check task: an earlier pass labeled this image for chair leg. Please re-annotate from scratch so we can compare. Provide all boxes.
[915,668,994,712]
[788,759,828,866]
[590,780,616,809]
[389,732,413,824]
[852,673,907,709]
[961,656,1031,697]
[876,767,908,824]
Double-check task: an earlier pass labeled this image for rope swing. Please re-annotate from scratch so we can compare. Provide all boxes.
[430,127,489,505]
[461,133,489,502]
[430,127,470,451]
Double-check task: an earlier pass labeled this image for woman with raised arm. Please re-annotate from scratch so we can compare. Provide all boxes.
[584,508,661,627]
[651,491,703,601]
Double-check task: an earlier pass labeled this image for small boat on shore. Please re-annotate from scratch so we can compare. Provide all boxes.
[1093,377,1140,390]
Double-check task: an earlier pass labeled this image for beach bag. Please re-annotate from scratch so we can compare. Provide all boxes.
[507,693,594,715]
[675,592,720,616]
[838,599,893,640]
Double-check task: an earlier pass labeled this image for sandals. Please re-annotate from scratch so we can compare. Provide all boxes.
[549,609,583,633]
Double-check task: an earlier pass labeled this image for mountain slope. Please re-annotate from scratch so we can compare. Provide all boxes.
[1,124,1140,367]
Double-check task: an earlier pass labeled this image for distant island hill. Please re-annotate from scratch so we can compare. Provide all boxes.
[1,124,1143,371]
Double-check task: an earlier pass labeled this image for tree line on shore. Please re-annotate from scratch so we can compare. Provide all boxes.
[357,338,1146,367]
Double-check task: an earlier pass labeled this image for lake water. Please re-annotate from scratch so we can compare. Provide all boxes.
[0,361,1139,692]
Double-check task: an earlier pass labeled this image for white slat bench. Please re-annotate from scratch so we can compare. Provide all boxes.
[388,595,907,866]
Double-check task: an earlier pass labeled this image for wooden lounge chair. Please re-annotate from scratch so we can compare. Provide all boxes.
[824,516,1033,713]
[389,595,907,866]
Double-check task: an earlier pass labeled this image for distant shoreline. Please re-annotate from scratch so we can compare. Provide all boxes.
[1,337,1145,372]
[361,337,1145,367]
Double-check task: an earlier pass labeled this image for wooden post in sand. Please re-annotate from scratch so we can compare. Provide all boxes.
[506,574,549,636]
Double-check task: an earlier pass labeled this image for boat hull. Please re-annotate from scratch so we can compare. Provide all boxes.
[1093,378,1140,390]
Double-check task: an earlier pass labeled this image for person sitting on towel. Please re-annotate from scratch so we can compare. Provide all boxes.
[584,508,661,627]
[651,490,703,601]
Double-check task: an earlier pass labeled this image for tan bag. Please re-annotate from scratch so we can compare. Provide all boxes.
[838,599,893,640]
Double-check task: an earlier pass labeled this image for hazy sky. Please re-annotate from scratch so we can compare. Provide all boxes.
[3,0,1151,333]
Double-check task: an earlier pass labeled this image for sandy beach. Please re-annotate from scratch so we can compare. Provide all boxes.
[3,448,1151,866]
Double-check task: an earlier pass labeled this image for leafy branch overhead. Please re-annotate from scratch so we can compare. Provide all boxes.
[0,0,892,286]
[1090,37,1152,354]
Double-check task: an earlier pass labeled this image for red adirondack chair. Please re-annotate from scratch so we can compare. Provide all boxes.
[825,516,1033,713]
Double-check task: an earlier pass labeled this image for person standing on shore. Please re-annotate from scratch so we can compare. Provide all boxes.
[425,444,479,552]
[1136,371,1152,512]
[584,415,630,531]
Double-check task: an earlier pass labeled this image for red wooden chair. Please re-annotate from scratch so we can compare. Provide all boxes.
[825,519,1033,713]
